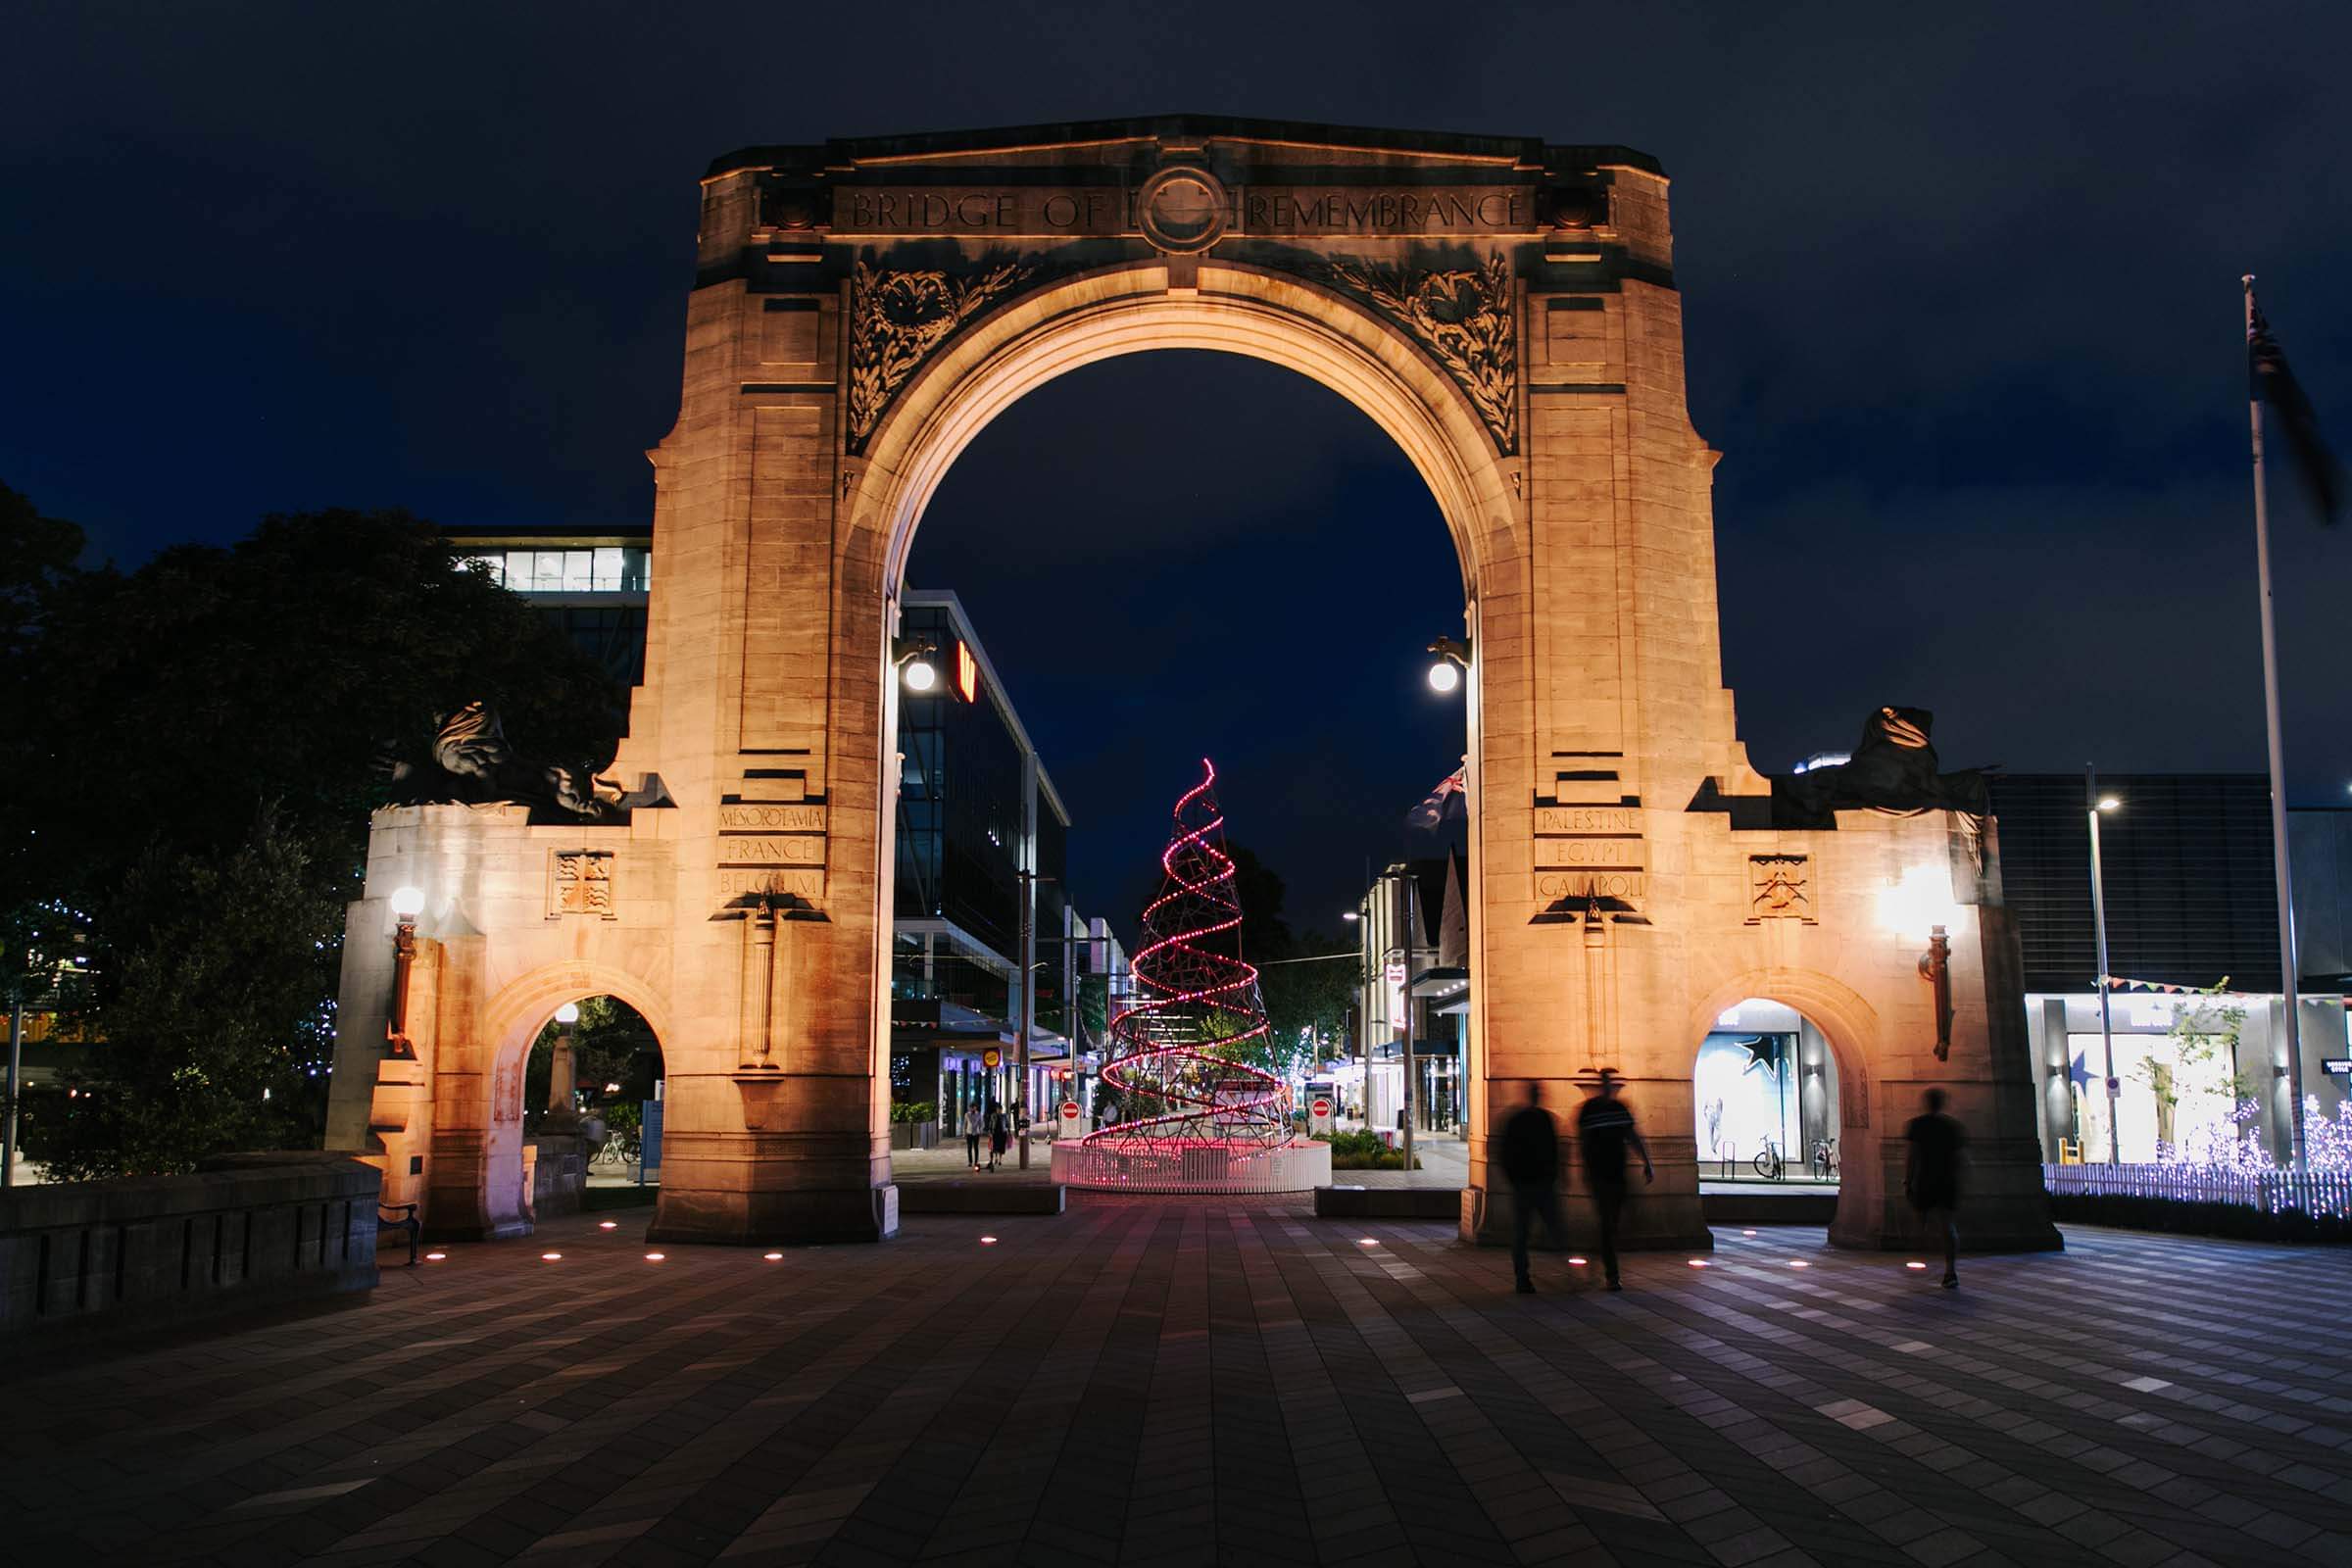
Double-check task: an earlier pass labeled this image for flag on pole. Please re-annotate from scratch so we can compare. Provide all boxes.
[1406,765,1465,830]
[2248,296,2343,523]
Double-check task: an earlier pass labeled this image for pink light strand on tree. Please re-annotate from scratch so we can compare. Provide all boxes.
[1085,760,1293,1155]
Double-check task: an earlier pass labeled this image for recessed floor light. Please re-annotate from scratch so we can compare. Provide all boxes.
[541,1251,563,1261]
[1788,1260,1809,1268]
[1567,1256,1588,1266]
[645,1252,664,1262]
[599,1221,617,1231]
[1740,1229,1757,1237]
[1906,1261,1929,1270]
[1688,1258,1709,1267]
[980,1236,998,1245]
[424,1250,446,1261]
[763,1251,783,1261]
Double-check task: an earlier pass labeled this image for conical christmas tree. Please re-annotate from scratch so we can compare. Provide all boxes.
[1089,760,1293,1152]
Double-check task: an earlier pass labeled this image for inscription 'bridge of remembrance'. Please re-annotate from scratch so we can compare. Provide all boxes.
[325,116,2056,1256]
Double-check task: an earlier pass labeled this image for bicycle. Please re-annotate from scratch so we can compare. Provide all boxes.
[1752,1141,1786,1181]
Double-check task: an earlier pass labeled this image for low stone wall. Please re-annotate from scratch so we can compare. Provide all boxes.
[0,1152,382,1346]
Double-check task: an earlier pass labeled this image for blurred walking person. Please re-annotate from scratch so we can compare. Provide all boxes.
[961,1102,984,1170]
[987,1103,1009,1173]
[1578,1069,1653,1291]
[1906,1088,1965,1287]
[1499,1082,1563,1294]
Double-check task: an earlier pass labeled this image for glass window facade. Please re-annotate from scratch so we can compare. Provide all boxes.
[463,546,651,594]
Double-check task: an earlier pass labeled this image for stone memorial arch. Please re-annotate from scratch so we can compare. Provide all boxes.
[325,116,2056,1252]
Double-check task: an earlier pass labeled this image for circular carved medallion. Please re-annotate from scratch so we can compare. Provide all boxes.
[1135,164,1229,255]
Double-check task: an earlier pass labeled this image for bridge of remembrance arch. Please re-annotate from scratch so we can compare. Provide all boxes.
[325,116,2057,1254]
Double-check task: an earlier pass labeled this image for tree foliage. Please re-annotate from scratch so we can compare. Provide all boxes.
[25,812,341,1179]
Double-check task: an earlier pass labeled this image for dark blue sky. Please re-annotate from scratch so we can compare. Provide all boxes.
[5,3,2348,926]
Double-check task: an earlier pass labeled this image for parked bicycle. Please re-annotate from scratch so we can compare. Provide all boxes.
[1752,1140,1786,1181]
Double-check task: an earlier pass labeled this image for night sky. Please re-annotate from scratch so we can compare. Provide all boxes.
[6,4,2348,930]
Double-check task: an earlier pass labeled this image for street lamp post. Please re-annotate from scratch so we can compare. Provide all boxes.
[547,1002,581,1131]
[1400,869,1417,1181]
[2085,767,2122,1165]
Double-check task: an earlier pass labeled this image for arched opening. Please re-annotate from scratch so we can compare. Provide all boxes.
[522,995,667,1195]
[458,968,673,1238]
[865,287,1485,1190]
[1695,998,1842,1192]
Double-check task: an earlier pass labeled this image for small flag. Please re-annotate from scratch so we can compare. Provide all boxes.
[1406,766,1465,830]
[2249,296,2343,523]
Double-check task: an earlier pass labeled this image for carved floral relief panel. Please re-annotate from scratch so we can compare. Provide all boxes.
[847,258,1033,452]
[1324,253,1518,453]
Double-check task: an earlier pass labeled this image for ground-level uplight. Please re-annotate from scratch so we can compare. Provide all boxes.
[1358,1238,1377,1247]
[1906,1260,1928,1270]
[1688,1258,1709,1268]
[424,1250,446,1261]
[1740,1229,1756,1237]
[541,1251,563,1261]
[1788,1259,1809,1268]
[1567,1255,1587,1266]
[980,1236,998,1245]
[645,1252,664,1262]
[599,1220,617,1230]
[763,1251,783,1261]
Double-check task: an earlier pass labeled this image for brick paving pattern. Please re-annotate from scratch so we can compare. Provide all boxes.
[5,1200,2349,1566]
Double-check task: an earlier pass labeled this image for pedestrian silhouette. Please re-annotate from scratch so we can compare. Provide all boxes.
[1577,1068,1653,1290]
[1905,1088,1965,1287]
[1498,1082,1563,1293]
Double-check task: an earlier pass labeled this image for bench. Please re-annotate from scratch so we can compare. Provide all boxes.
[377,1202,419,1266]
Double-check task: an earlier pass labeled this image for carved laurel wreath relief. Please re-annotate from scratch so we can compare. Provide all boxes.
[846,259,1033,449]
[1324,254,1519,454]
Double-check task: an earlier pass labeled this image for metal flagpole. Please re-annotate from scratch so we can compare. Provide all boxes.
[2243,274,2309,1170]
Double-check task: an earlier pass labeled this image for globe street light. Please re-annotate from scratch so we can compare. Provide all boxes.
[1426,635,1471,695]
[894,637,939,693]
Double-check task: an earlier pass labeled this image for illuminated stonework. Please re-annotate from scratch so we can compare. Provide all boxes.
[325,117,2056,1255]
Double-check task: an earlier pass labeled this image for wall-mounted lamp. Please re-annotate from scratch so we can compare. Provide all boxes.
[386,886,425,1059]
[894,637,939,693]
[1427,635,1471,694]
[1918,924,1953,1060]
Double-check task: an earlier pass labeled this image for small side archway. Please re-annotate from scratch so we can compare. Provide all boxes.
[427,962,674,1240]
[1687,969,1885,1245]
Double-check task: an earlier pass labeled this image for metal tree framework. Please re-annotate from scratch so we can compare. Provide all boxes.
[1087,760,1293,1154]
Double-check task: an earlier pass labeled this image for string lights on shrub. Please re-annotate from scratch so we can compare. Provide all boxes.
[1085,760,1291,1156]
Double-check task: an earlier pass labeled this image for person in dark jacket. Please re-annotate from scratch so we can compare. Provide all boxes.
[986,1104,1008,1173]
[1577,1069,1653,1291]
[1498,1082,1564,1294]
[1905,1088,1966,1288]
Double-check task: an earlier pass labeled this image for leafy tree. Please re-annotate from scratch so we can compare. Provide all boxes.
[25,812,340,1179]
[11,508,620,898]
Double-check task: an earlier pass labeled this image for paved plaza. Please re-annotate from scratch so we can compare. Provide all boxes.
[7,1201,2351,1568]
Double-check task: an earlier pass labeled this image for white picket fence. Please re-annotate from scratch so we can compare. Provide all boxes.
[2043,1163,2352,1218]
